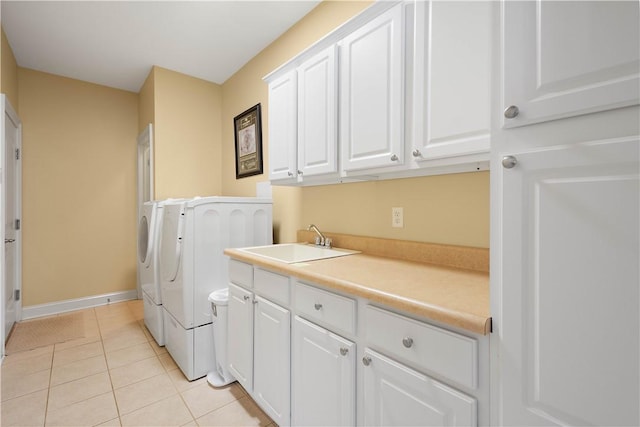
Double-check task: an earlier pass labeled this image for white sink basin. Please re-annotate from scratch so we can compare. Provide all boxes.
[238,243,359,264]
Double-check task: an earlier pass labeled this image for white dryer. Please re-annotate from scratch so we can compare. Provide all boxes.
[139,199,185,346]
[160,196,272,380]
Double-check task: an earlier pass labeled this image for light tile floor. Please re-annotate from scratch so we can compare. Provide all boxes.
[1,300,274,427]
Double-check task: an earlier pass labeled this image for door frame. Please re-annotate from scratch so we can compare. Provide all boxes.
[1,94,23,358]
[137,123,154,299]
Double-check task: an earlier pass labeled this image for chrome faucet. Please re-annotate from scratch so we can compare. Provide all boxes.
[308,224,331,248]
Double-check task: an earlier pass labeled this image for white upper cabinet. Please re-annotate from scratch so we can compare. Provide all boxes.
[340,4,405,173]
[265,0,497,185]
[502,1,640,128]
[267,70,297,182]
[412,1,493,165]
[297,45,339,178]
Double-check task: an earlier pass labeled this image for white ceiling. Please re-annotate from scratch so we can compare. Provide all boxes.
[1,1,320,93]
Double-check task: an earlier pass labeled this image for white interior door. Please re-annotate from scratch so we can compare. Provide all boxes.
[137,124,153,299]
[2,95,22,350]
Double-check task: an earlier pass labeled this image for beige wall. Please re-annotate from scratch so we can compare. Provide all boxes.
[18,68,139,306]
[10,0,489,309]
[221,1,490,247]
[1,27,19,110]
[153,67,222,199]
[301,172,489,248]
[138,67,155,134]
[221,1,372,243]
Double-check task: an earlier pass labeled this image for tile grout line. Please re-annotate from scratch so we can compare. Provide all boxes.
[42,341,55,427]
[95,306,123,426]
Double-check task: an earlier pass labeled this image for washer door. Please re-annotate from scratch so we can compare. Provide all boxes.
[160,205,185,283]
[138,214,151,267]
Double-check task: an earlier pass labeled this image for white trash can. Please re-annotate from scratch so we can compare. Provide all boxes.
[207,288,235,387]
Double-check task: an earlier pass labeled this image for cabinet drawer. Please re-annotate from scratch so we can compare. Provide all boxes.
[365,305,478,389]
[254,268,290,306]
[295,282,356,336]
[229,259,253,288]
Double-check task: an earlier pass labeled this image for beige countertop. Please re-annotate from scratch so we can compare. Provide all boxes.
[224,237,490,335]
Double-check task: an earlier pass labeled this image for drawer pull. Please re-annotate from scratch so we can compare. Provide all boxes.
[314,303,323,311]
[340,347,349,356]
[243,295,250,301]
[402,337,414,348]
[362,356,372,366]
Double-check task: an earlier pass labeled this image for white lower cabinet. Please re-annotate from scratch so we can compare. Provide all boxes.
[227,283,253,391]
[227,279,291,426]
[253,296,290,426]
[363,348,477,426]
[291,316,355,426]
[228,263,488,426]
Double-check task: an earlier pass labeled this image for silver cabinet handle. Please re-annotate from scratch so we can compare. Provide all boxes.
[502,156,518,169]
[287,171,293,177]
[402,337,414,348]
[504,105,519,119]
[390,154,398,161]
[314,303,322,311]
[297,170,303,176]
[340,347,349,356]
[412,149,421,158]
[243,295,250,301]
[362,356,372,366]
[4,239,15,244]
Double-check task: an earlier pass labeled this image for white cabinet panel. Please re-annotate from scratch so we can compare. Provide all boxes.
[413,1,492,163]
[227,283,253,392]
[297,45,338,177]
[503,1,640,128]
[254,268,290,306]
[292,316,355,426]
[253,295,290,426]
[497,137,639,425]
[340,4,405,172]
[366,305,478,390]
[268,70,297,181]
[363,349,477,426]
[294,281,356,336]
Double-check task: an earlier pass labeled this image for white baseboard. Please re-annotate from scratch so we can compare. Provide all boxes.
[21,290,139,320]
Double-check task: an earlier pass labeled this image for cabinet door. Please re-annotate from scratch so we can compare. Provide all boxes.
[291,316,355,426]
[363,349,477,426]
[268,70,298,181]
[412,1,492,164]
[227,283,254,392]
[497,138,639,425]
[297,45,338,178]
[253,295,290,426]
[503,1,639,128]
[340,4,404,172]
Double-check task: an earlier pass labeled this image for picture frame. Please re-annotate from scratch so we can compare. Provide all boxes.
[234,103,263,179]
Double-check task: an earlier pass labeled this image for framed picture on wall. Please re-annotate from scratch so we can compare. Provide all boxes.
[234,103,263,179]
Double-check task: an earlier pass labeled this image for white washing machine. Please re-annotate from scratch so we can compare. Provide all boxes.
[139,199,186,346]
[160,196,272,380]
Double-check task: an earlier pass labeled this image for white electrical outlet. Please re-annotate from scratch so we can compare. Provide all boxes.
[392,207,404,228]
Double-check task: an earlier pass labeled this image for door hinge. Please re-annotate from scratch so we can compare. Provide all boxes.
[15,219,20,230]
[15,148,20,160]
[14,289,20,301]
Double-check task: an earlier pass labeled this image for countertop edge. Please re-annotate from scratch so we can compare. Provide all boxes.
[225,248,491,336]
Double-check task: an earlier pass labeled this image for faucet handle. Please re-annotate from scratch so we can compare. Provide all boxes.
[315,236,322,246]
[324,238,332,248]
